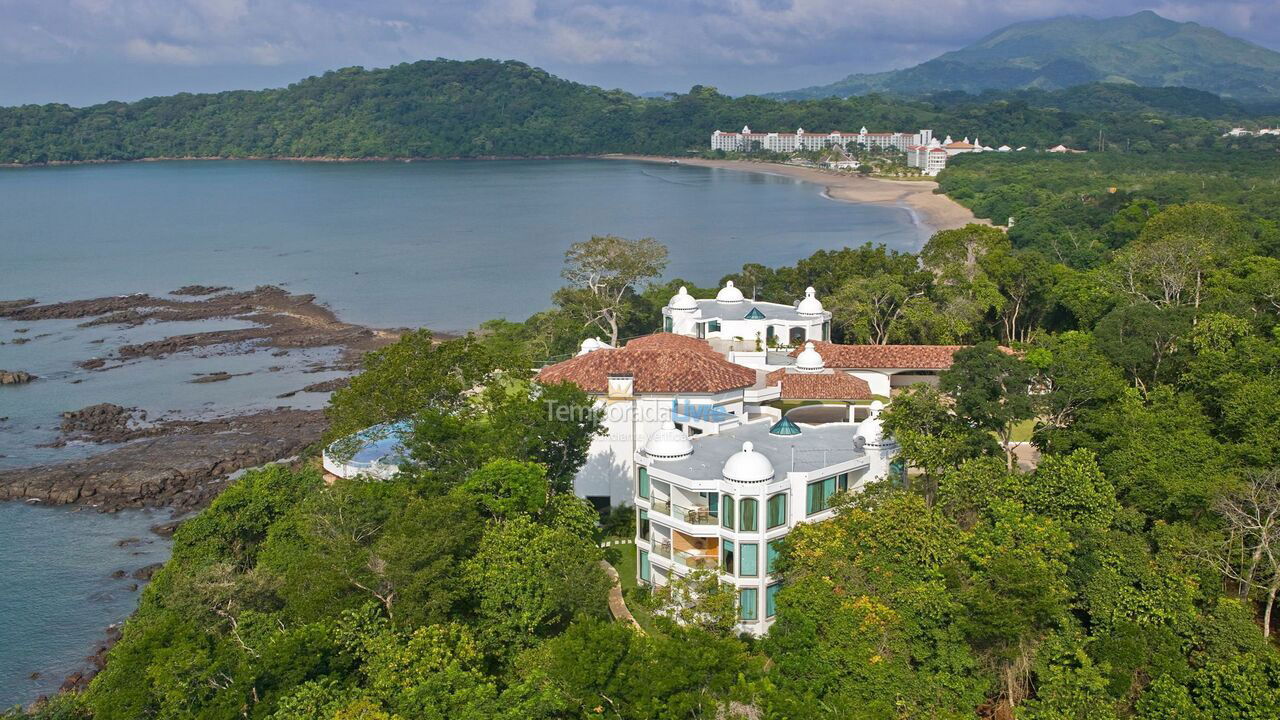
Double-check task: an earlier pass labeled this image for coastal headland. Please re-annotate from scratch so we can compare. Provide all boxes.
[605,155,989,235]
[0,286,402,513]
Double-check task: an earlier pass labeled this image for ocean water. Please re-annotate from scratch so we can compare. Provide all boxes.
[0,503,172,707]
[0,158,926,706]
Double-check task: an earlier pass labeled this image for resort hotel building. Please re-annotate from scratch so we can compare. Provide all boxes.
[711,126,934,154]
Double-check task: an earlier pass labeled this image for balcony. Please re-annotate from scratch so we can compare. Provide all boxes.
[651,498,671,516]
[651,540,672,559]
[674,549,718,570]
[673,502,717,526]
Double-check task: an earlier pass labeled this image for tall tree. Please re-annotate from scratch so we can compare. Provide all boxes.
[941,342,1036,471]
[560,235,668,346]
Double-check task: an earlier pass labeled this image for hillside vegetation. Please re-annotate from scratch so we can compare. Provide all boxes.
[773,11,1280,101]
[0,58,1275,165]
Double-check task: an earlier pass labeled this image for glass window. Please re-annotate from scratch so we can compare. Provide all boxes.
[723,540,735,575]
[704,492,719,519]
[740,498,758,532]
[740,587,758,621]
[663,316,673,332]
[767,493,787,528]
[766,583,781,617]
[638,467,649,499]
[838,473,849,492]
[740,543,758,577]
[638,509,649,541]
[722,496,735,530]
[640,550,650,583]
[709,320,721,333]
[807,477,837,515]
[767,540,782,574]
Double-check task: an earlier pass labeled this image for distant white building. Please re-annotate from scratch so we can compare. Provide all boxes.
[907,143,949,176]
[711,126,933,154]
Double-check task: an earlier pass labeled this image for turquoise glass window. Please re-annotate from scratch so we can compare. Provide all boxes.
[766,583,780,617]
[740,543,758,577]
[740,588,758,621]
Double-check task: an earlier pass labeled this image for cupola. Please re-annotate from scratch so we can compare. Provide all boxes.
[644,421,693,460]
[794,342,824,373]
[855,400,887,448]
[668,286,698,311]
[715,280,745,304]
[796,287,825,316]
[722,441,775,483]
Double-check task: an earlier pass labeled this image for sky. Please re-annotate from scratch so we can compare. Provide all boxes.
[1,0,1278,107]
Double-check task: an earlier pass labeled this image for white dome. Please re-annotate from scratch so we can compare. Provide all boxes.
[644,421,693,460]
[795,342,824,372]
[668,286,698,311]
[722,441,775,483]
[577,337,612,356]
[796,287,825,316]
[855,400,887,447]
[715,280,745,304]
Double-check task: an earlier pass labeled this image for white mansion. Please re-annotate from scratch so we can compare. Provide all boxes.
[325,281,971,635]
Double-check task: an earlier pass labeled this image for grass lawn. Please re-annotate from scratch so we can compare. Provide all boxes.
[605,542,639,592]
[1009,419,1037,443]
[603,542,665,634]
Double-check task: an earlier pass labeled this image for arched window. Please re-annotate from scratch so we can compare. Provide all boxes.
[740,498,758,532]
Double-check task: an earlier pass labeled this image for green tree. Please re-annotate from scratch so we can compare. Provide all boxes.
[941,342,1036,470]
[559,235,668,347]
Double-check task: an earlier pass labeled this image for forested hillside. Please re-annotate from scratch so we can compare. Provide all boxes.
[0,58,1274,165]
[773,11,1280,101]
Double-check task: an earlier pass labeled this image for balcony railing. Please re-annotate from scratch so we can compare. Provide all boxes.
[651,541,672,559]
[674,550,718,570]
[651,498,671,516]
[673,503,717,526]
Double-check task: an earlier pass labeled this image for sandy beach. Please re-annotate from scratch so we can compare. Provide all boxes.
[606,155,989,235]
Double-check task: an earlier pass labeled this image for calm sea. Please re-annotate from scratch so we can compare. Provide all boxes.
[0,158,926,706]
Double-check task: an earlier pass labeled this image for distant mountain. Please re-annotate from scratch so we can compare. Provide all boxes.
[770,11,1280,102]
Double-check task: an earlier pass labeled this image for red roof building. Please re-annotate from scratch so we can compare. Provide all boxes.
[537,333,757,394]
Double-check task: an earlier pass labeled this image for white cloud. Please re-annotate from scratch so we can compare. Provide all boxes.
[0,0,1277,94]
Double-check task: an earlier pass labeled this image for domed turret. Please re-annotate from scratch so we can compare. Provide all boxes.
[644,421,693,460]
[668,286,698,312]
[795,342,824,373]
[855,400,887,448]
[577,337,611,356]
[796,287,825,316]
[722,441,774,483]
[715,280,745,304]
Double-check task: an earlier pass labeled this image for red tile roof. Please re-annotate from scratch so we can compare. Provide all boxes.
[790,341,963,370]
[538,333,756,394]
[766,369,873,400]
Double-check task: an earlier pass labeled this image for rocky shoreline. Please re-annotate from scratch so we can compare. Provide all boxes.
[0,408,329,512]
[0,285,402,513]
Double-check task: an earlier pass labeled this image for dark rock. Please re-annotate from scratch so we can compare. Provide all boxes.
[116,537,142,548]
[302,377,350,393]
[171,285,231,296]
[131,563,164,581]
[127,583,139,591]
[0,370,36,385]
[110,569,127,579]
[78,358,106,370]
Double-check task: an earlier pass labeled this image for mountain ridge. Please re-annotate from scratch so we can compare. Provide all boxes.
[769,11,1280,102]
